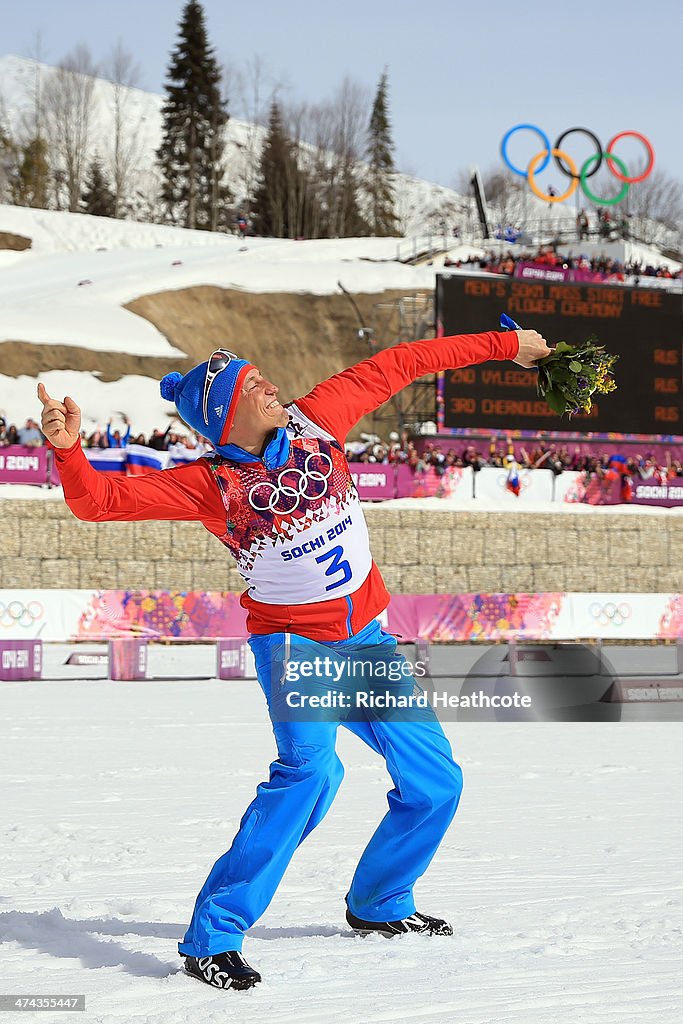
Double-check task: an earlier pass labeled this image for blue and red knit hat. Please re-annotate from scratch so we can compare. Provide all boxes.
[160,349,255,448]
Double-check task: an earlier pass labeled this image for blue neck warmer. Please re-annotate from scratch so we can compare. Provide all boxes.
[215,426,291,469]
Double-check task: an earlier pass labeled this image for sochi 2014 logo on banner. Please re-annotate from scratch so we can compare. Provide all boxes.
[500,125,654,205]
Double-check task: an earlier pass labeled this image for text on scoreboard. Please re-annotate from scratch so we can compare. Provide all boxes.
[436,274,682,433]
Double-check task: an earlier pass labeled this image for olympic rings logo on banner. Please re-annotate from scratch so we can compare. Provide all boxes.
[501,124,655,205]
[588,601,632,627]
[249,453,334,514]
[0,600,45,629]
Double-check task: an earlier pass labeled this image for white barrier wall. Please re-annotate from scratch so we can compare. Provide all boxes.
[473,467,555,504]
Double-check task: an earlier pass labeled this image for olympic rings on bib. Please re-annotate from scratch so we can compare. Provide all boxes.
[0,600,44,628]
[248,453,334,514]
[500,124,655,205]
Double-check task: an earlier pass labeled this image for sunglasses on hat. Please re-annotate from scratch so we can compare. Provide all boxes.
[202,348,239,425]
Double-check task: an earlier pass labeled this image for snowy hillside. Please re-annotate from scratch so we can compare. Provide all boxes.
[0,208,440,354]
[0,205,488,432]
[2,55,679,250]
[0,54,475,238]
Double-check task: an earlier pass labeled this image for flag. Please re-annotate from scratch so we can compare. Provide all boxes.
[125,444,168,475]
[505,461,521,496]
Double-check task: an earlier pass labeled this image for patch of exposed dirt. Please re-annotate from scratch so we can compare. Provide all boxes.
[0,231,31,250]
[125,286,432,404]
[0,341,184,382]
[2,287,433,416]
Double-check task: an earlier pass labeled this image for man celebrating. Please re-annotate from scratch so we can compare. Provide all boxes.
[38,326,550,992]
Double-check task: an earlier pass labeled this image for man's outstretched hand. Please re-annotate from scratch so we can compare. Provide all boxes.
[513,329,552,368]
[37,383,81,449]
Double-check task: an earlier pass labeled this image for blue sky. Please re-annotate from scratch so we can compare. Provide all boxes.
[2,0,681,188]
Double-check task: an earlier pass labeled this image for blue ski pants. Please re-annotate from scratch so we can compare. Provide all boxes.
[178,619,463,956]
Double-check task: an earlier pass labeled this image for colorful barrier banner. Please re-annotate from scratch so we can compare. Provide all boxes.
[513,261,613,284]
[630,481,683,507]
[349,465,395,500]
[2,590,682,644]
[396,464,475,501]
[0,445,51,485]
[108,638,148,680]
[0,638,42,680]
[216,638,256,679]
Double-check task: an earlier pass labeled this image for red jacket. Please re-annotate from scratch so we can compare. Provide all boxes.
[50,331,518,639]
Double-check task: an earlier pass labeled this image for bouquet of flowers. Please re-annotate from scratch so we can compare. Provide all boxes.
[536,338,618,417]
[500,314,618,418]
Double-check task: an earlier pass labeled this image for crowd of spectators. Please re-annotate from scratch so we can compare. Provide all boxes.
[4,411,682,486]
[0,413,211,457]
[344,433,683,482]
[444,244,681,282]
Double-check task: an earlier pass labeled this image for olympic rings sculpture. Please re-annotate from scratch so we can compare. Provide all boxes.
[0,600,44,629]
[588,601,632,627]
[500,124,655,205]
[249,452,334,514]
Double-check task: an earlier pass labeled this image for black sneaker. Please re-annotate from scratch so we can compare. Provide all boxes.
[182,951,262,990]
[346,907,453,937]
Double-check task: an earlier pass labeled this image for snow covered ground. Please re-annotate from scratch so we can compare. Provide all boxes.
[1,676,681,1024]
[0,218,437,358]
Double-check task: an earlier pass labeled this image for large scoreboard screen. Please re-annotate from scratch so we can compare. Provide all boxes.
[437,274,682,434]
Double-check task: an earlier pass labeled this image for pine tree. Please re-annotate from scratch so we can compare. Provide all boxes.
[156,0,229,230]
[366,70,399,236]
[251,101,297,238]
[12,137,49,208]
[81,154,116,217]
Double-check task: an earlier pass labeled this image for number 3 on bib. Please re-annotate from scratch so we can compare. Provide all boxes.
[315,544,352,591]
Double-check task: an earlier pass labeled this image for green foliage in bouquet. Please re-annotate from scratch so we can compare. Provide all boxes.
[536,338,618,417]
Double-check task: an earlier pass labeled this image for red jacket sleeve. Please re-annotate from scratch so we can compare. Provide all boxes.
[49,439,227,534]
[293,330,519,443]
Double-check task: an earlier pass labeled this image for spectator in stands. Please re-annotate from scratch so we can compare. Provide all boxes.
[106,415,131,448]
[147,425,169,450]
[2,423,20,446]
[86,428,106,448]
[462,445,485,472]
[576,208,589,240]
[17,418,44,446]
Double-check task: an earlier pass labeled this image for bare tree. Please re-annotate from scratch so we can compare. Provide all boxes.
[290,78,368,239]
[18,30,48,143]
[626,167,683,245]
[327,77,369,236]
[104,40,143,217]
[44,45,99,211]
[480,166,526,228]
[0,94,17,202]
[227,55,283,217]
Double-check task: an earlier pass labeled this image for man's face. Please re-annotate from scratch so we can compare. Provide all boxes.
[230,367,289,439]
